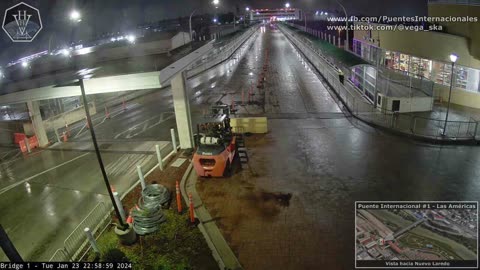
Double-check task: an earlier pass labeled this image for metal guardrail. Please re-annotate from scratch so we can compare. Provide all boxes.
[49,202,112,262]
[49,248,70,262]
[280,24,479,142]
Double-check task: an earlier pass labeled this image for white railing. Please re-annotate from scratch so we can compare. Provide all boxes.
[49,202,111,262]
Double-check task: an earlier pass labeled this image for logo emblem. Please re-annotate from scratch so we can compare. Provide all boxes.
[2,2,42,42]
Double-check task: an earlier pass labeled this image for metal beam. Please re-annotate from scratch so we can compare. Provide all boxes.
[159,40,214,86]
[0,41,215,105]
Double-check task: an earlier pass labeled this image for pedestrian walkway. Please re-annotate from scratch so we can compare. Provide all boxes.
[281,23,480,143]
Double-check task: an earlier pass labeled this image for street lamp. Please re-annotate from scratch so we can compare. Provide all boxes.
[442,53,458,137]
[74,75,129,231]
[189,0,220,42]
[126,34,136,43]
[21,61,28,68]
[69,10,81,22]
[332,0,349,50]
[61,48,71,57]
[285,3,291,8]
[303,11,307,31]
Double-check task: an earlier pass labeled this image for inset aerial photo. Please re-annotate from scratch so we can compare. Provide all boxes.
[356,203,478,268]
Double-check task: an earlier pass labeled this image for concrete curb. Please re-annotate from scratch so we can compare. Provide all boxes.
[279,25,479,146]
[180,162,243,270]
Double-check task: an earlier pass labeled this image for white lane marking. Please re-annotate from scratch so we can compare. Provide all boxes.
[114,112,174,139]
[0,153,90,195]
[73,104,138,138]
[74,123,88,138]
[124,114,175,139]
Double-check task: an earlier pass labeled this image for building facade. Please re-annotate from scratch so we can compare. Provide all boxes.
[249,8,301,21]
[352,0,480,108]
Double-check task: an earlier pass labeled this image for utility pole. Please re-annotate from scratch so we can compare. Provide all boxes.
[442,54,459,136]
[0,224,23,262]
[78,79,128,230]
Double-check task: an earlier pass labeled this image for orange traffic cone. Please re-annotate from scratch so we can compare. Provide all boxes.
[126,208,133,224]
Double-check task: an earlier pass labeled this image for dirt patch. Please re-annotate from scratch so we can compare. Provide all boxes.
[259,191,292,207]
[241,190,292,219]
[96,152,218,269]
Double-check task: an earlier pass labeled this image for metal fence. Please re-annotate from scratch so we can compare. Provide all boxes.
[279,24,479,142]
[49,202,112,262]
[378,68,435,97]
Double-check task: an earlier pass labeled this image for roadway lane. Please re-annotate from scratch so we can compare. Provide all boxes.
[0,141,173,261]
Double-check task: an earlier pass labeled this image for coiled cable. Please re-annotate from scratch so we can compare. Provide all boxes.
[131,184,170,235]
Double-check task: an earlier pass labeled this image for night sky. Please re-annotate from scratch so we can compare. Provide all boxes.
[0,0,428,64]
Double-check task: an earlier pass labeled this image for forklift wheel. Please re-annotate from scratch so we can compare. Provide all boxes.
[223,161,232,177]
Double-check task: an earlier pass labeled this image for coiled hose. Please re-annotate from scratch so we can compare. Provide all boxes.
[131,184,170,235]
[142,184,171,208]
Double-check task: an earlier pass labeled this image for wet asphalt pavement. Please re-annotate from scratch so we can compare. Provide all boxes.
[196,24,480,270]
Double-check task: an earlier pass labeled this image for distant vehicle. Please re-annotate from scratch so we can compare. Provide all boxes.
[426,244,433,249]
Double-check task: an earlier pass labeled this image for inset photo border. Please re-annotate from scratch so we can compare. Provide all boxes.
[355,201,478,269]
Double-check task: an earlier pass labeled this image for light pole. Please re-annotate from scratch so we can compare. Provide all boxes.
[48,33,56,54]
[68,9,82,47]
[77,77,129,230]
[286,3,306,30]
[304,10,307,31]
[69,9,81,22]
[189,0,220,42]
[245,7,250,26]
[332,0,349,50]
[442,53,458,137]
[189,10,196,41]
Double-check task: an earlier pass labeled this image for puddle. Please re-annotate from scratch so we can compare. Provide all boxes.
[259,191,292,207]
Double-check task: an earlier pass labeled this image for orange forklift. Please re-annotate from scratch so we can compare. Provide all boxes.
[192,103,243,177]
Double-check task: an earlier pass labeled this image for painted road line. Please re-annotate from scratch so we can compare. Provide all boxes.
[0,152,90,195]
[114,112,175,139]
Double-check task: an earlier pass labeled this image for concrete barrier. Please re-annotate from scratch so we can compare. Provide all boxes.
[231,117,268,133]
[42,103,97,132]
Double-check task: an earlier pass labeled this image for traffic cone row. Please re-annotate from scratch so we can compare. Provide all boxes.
[257,47,270,90]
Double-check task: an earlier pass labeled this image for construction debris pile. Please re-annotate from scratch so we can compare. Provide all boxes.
[131,184,170,235]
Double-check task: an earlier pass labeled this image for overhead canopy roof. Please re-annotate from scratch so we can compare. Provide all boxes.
[0,40,214,105]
